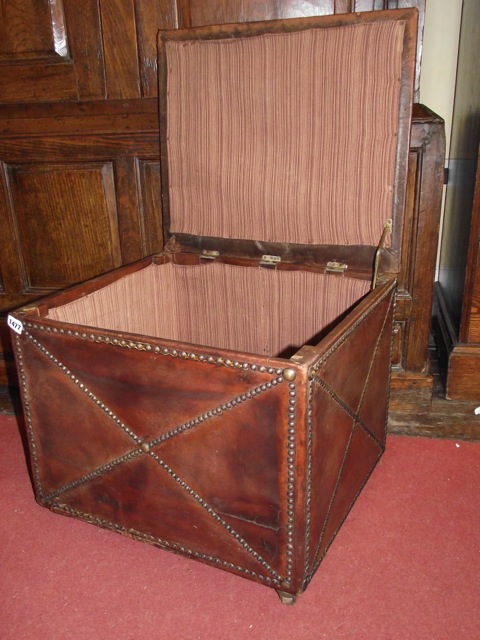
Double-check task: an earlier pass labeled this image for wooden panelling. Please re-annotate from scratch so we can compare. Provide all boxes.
[447,345,480,400]
[0,63,77,103]
[62,0,105,99]
[433,0,480,401]
[0,163,24,298]
[0,101,444,394]
[5,162,122,290]
[137,160,164,254]
[0,0,425,103]
[0,101,160,384]
[0,0,75,102]
[136,0,179,97]
[434,151,480,399]
[461,151,480,344]
[0,98,159,136]
[399,106,445,373]
[187,0,312,25]
[101,0,141,99]
[115,157,146,263]
[0,100,160,311]
[388,105,445,403]
[0,133,159,163]
[0,0,65,60]
[0,0,440,413]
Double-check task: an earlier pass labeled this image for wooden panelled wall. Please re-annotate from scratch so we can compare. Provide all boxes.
[0,0,444,415]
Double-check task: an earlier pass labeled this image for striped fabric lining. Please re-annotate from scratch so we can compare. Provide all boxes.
[165,20,405,246]
[47,263,370,357]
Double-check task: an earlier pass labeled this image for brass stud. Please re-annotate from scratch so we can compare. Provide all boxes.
[282,368,296,381]
[140,442,150,453]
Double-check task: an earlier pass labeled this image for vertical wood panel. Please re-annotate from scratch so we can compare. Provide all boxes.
[398,150,419,293]
[115,157,145,263]
[7,163,122,289]
[0,164,25,295]
[100,0,140,99]
[137,160,163,254]
[136,0,178,98]
[462,151,480,343]
[391,321,405,368]
[403,114,445,372]
[63,0,106,99]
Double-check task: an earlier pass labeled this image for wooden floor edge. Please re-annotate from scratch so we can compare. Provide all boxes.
[387,418,480,441]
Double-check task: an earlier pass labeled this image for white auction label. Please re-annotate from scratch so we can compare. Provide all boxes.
[7,315,23,335]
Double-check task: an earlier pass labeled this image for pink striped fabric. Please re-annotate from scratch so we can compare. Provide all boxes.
[47,263,370,357]
[165,20,405,246]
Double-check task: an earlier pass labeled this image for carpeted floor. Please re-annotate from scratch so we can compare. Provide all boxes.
[1,413,479,640]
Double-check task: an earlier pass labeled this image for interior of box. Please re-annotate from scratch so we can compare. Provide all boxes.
[45,19,408,358]
[46,262,370,358]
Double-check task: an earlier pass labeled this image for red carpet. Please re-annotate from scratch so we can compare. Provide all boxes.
[1,413,479,639]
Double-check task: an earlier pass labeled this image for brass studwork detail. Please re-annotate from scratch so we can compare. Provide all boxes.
[44,450,143,501]
[26,332,142,446]
[311,280,396,372]
[21,319,296,585]
[54,504,279,586]
[284,377,297,587]
[148,449,282,582]
[23,321,285,378]
[14,333,44,501]
[303,380,314,582]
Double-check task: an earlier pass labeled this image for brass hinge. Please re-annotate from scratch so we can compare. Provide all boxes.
[372,218,393,289]
[201,250,220,261]
[325,260,348,274]
[259,254,281,269]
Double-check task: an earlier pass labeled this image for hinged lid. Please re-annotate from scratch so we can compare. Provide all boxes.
[158,9,417,278]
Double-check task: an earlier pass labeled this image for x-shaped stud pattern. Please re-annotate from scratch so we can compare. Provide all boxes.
[15,325,295,589]
[13,282,395,598]
[303,288,394,586]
